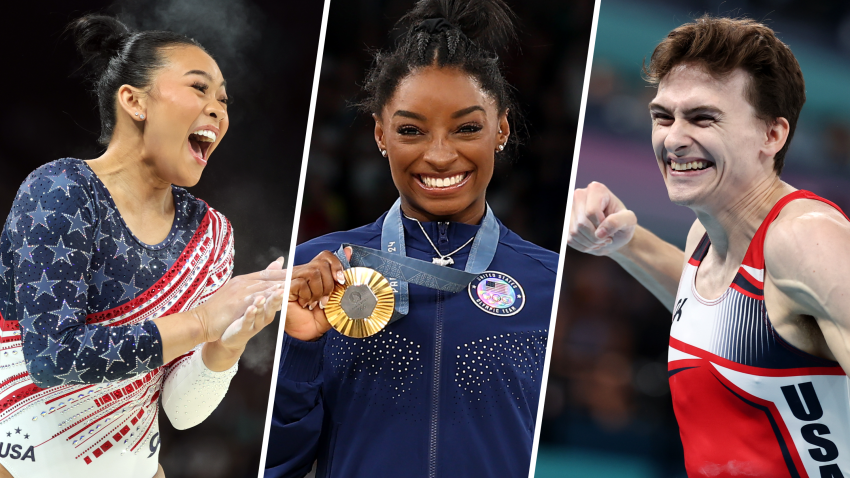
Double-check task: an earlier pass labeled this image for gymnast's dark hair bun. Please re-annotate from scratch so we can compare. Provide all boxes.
[68,14,206,145]
[362,0,521,153]
[398,0,516,52]
[70,15,131,75]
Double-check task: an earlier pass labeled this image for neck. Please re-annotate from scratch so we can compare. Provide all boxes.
[399,197,487,225]
[694,175,793,261]
[86,136,174,216]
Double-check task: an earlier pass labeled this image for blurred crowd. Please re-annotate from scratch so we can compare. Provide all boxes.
[541,250,686,476]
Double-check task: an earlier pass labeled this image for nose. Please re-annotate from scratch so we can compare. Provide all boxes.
[663,118,692,156]
[205,99,227,122]
[422,136,457,169]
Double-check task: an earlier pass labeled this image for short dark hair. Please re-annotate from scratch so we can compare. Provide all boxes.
[644,15,805,174]
[70,15,207,145]
[360,0,521,153]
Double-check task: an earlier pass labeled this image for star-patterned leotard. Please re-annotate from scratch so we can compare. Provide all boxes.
[0,158,237,477]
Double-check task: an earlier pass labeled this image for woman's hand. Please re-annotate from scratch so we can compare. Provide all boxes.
[284,248,351,342]
[202,259,286,371]
[219,259,286,349]
[193,259,287,343]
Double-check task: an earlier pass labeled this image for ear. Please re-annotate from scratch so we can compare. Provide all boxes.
[373,113,387,155]
[763,116,790,162]
[117,84,146,121]
[497,108,510,148]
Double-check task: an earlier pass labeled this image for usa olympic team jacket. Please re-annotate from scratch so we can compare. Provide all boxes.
[266,213,558,478]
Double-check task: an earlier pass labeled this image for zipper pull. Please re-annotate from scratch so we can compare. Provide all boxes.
[438,222,449,246]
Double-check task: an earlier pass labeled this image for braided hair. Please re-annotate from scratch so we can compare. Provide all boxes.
[69,15,207,145]
[361,0,520,152]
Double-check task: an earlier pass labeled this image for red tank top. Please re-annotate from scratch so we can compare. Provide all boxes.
[669,190,849,478]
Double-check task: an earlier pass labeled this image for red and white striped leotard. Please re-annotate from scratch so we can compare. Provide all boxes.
[669,190,850,478]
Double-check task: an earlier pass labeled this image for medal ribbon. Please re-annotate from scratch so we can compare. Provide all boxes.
[334,198,499,321]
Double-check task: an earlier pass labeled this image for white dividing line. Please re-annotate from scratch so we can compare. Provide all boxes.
[527,0,602,476]
[257,0,332,475]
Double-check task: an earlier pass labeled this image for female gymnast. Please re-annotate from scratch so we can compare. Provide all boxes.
[266,1,559,476]
[0,15,285,478]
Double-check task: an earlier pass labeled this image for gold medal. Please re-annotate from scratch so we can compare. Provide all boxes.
[324,267,395,338]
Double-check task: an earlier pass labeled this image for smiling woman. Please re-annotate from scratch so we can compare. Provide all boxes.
[265,1,560,477]
[0,15,286,478]
[373,67,509,224]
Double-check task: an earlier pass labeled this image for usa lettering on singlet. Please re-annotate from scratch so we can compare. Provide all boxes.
[668,190,850,478]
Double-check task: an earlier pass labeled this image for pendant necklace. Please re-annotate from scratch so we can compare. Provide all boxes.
[405,215,475,267]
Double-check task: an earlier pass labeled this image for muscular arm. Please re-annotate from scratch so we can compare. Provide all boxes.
[568,182,693,312]
[764,204,850,373]
[609,225,689,312]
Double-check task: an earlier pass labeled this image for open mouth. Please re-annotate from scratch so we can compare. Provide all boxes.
[669,159,713,172]
[417,172,470,189]
[188,129,216,165]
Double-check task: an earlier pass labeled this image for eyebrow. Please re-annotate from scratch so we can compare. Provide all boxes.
[648,102,723,116]
[392,105,486,121]
[184,70,227,88]
[393,110,426,121]
[451,105,486,118]
[648,102,670,114]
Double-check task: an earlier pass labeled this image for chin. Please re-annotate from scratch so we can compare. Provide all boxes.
[182,173,204,188]
[666,187,705,207]
[172,168,204,188]
[180,177,203,188]
[421,198,469,216]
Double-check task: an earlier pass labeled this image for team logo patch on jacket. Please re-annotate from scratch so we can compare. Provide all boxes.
[468,271,525,316]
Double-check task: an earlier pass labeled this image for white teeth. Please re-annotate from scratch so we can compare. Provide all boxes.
[671,161,708,171]
[421,173,465,188]
[191,130,216,142]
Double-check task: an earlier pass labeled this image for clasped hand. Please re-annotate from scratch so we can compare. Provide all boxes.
[194,258,287,351]
[284,247,352,342]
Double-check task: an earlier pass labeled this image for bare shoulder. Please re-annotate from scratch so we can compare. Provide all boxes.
[765,198,850,281]
[766,199,850,260]
[774,197,847,225]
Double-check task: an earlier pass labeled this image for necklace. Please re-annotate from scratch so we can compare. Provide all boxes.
[405,215,476,267]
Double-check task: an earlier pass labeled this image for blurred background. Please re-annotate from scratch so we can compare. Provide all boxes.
[0,0,322,476]
[537,0,850,477]
[297,0,595,253]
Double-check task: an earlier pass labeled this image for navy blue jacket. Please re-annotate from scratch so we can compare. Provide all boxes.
[266,213,558,478]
